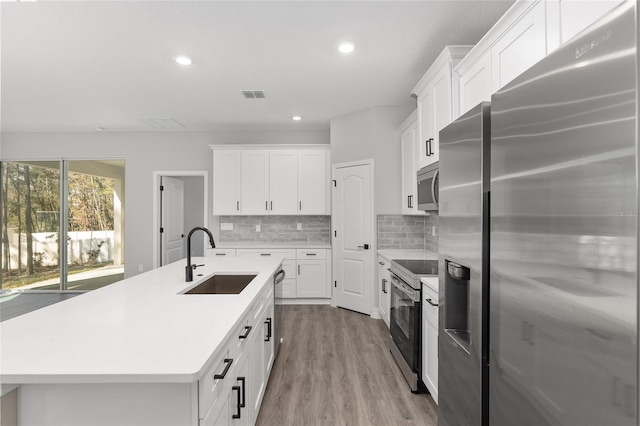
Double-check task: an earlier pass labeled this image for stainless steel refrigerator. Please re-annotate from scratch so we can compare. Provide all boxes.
[489,2,637,426]
[439,2,638,425]
[439,102,491,426]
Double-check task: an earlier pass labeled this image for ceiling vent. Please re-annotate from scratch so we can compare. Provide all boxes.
[140,118,186,129]
[241,90,266,99]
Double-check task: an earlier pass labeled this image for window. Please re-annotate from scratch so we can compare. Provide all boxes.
[1,160,125,291]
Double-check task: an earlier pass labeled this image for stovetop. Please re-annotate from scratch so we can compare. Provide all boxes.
[393,259,438,276]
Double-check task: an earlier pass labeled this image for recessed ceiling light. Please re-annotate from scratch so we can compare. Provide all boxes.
[174,55,193,66]
[337,42,356,54]
[95,127,105,132]
[292,116,303,121]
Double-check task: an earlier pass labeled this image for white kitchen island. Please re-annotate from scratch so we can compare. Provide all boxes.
[0,256,282,426]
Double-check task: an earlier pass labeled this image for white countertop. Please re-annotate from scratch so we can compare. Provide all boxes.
[377,249,438,262]
[0,256,281,385]
[216,242,331,249]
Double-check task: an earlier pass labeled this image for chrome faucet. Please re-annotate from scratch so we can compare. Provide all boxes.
[185,226,216,282]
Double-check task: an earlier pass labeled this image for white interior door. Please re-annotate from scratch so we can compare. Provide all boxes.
[333,163,373,315]
[161,176,185,266]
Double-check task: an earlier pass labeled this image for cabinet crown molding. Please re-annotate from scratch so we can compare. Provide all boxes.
[210,144,330,150]
[454,0,542,76]
[411,45,473,97]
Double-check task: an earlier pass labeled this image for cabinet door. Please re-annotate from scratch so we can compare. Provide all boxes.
[458,52,492,117]
[263,301,275,379]
[559,0,623,44]
[297,260,328,298]
[416,88,433,169]
[429,62,453,164]
[213,150,242,215]
[401,124,421,215]
[269,151,298,215]
[202,385,231,426]
[248,314,265,424]
[491,0,547,91]
[231,353,250,426]
[298,150,329,214]
[241,151,270,215]
[425,309,439,404]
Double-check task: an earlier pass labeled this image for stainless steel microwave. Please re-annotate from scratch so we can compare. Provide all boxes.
[417,163,439,211]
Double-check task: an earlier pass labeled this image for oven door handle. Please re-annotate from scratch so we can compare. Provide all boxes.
[390,275,420,302]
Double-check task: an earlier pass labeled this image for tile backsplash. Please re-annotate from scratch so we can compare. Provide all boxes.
[377,213,439,252]
[218,215,331,244]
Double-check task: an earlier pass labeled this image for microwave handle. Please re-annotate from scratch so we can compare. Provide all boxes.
[431,170,439,205]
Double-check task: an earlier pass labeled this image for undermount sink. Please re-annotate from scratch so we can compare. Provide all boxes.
[182,274,257,295]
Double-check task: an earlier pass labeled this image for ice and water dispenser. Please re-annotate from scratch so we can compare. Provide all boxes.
[444,260,471,354]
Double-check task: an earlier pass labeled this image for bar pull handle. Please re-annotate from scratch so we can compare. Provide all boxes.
[239,325,252,339]
[298,264,301,275]
[232,385,241,419]
[382,279,387,294]
[237,201,239,211]
[378,261,384,266]
[265,201,268,210]
[215,253,226,256]
[425,298,439,307]
[306,253,317,256]
[214,358,233,380]
[260,253,271,256]
[238,377,246,408]
[299,201,302,211]
[265,318,272,341]
[270,201,273,210]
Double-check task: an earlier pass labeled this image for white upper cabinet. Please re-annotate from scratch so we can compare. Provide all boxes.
[491,0,547,91]
[458,52,492,116]
[298,150,329,215]
[455,0,623,118]
[241,150,270,215]
[211,145,330,216]
[413,46,472,169]
[400,112,422,215]
[212,150,242,215]
[269,151,298,215]
[559,0,624,44]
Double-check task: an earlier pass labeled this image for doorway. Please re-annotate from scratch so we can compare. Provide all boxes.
[332,160,375,315]
[152,171,208,269]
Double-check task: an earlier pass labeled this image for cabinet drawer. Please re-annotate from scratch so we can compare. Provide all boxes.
[205,248,237,257]
[199,346,234,418]
[229,315,252,359]
[296,249,326,259]
[236,248,296,259]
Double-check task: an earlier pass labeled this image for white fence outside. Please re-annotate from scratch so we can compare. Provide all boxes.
[4,229,115,270]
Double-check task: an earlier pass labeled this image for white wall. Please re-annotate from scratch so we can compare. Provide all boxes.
[1,129,329,277]
[330,106,414,214]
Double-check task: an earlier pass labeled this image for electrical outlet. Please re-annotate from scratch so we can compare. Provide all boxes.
[220,222,233,231]
[297,223,302,230]
[256,224,261,232]
[138,264,143,272]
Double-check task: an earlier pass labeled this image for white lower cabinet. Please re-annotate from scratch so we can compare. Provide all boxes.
[200,283,275,426]
[422,279,439,404]
[377,255,391,328]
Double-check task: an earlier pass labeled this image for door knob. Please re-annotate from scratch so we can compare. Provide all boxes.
[357,244,369,250]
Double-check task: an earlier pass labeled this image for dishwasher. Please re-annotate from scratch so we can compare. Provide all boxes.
[273,267,286,358]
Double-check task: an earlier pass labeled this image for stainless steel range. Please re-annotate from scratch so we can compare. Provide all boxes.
[389,259,438,393]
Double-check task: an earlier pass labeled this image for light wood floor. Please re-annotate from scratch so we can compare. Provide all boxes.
[256,305,437,426]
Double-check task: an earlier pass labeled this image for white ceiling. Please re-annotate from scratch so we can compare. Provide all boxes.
[1,1,513,133]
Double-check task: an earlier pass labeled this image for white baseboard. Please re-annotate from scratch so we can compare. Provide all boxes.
[370,308,381,320]
[276,298,331,305]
